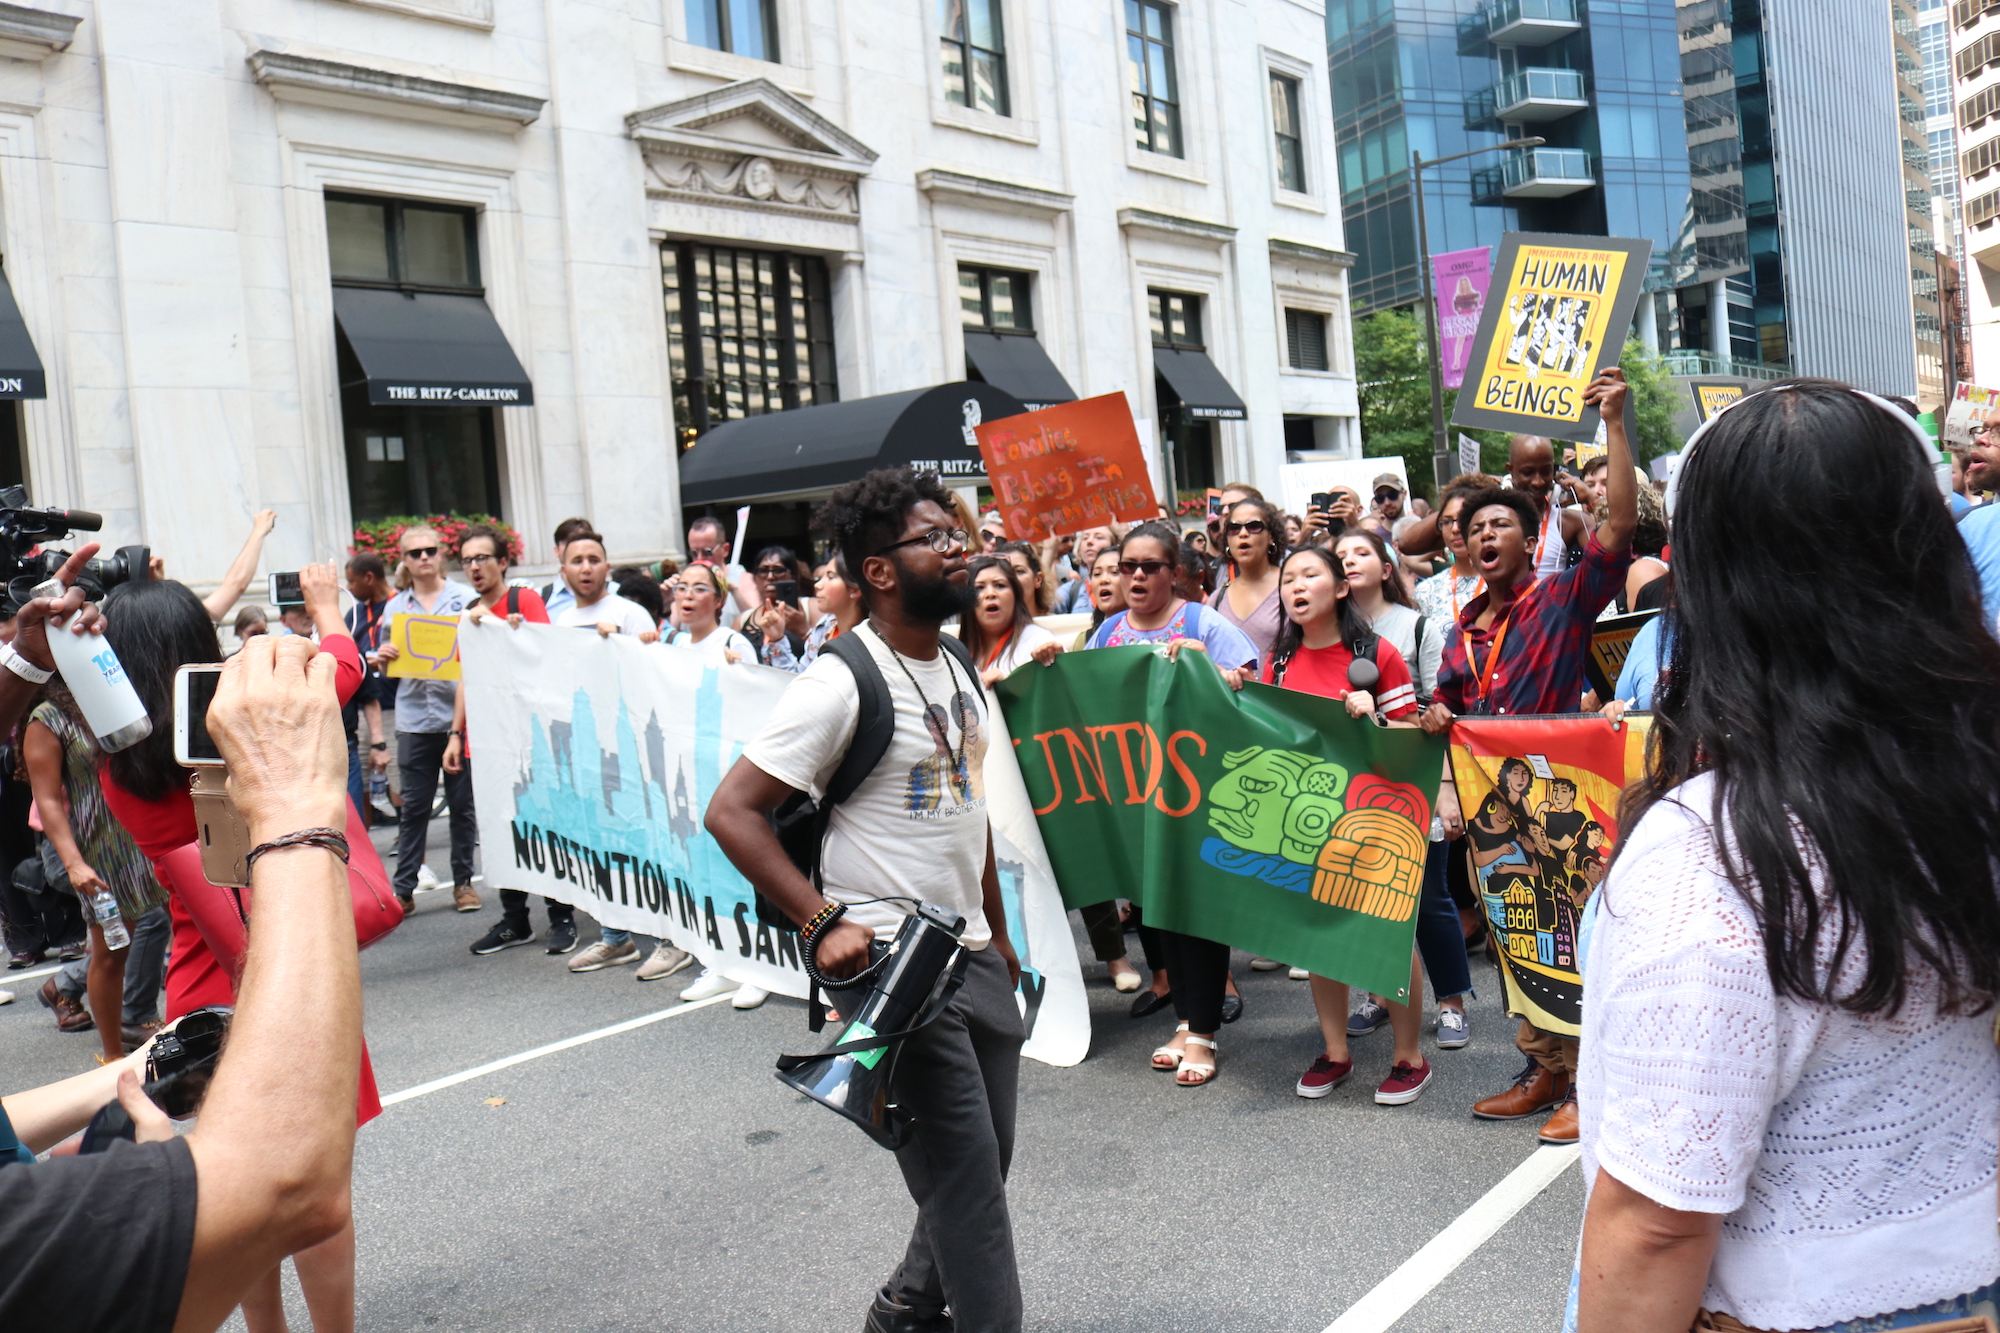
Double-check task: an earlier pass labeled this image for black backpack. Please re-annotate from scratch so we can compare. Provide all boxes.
[757,630,978,932]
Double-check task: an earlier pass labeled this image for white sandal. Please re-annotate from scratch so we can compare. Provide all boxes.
[1176,1035,1217,1086]
[1151,1022,1189,1071]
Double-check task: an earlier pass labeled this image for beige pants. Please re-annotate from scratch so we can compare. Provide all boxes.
[1516,1017,1579,1076]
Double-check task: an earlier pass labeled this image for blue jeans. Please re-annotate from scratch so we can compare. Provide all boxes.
[600,928,632,947]
[346,736,365,818]
[55,903,170,1025]
[1414,840,1474,1001]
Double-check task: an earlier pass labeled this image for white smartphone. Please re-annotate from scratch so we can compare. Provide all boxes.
[267,571,303,606]
[173,664,225,768]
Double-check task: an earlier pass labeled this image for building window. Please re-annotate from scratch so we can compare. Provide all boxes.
[686,0,778,63]
[959,266,1033,331]
[1149,288,1203,348]
[661,242,836,448]
[1271,73,1307,191]
[941,0,1009,116]
[327,195,499,522]
[326,194,480,293]
[1126,0,1182,157]
[1284,308,1328,370]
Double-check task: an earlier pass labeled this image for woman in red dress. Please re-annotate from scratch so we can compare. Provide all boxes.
[100,566,377,1333]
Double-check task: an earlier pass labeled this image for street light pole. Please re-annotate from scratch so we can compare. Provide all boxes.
[1411,136,1544,493]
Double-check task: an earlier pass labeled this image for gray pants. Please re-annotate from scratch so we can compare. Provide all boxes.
[55,903,170,1025]
[886,945,1025,1332]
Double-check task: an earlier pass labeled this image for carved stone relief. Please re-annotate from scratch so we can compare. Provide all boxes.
[645,154,858,215]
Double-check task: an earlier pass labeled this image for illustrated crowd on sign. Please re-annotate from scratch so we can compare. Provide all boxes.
[1463,759,1610,974]
[1501,292,1597,380]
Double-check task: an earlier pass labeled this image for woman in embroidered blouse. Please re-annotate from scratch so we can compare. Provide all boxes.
[1574,382,2000,1333]
[1207,497,1285,663]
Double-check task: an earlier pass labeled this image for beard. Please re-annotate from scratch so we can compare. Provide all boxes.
[899,561,974,625]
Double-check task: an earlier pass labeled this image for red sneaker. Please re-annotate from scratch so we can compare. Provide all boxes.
[1295,1054,1352,1098]
[1375,1059,1433,1105]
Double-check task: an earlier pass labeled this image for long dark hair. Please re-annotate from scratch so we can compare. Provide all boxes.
[958,555,1035,663]
[1621,380,2000,1017]
[1268,547,1376,681]
[102,580,223,803]
[1335,529,1414,609]
[1222,497,1286,574]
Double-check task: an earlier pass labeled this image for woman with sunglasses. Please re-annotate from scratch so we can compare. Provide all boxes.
[957,556,1061,688]
[1218,547,1434,1104]
[1087,522,1258,1083]
[1207,497,1285,664]
[662,564,754,666]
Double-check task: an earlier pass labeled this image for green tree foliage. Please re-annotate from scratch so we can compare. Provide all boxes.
[1353,309,1507,497]
[1617,337,1684,465]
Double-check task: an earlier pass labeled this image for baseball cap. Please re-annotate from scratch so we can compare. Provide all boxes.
[1371,472,1404,496]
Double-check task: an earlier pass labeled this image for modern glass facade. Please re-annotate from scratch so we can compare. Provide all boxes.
[1330,0,1688,314]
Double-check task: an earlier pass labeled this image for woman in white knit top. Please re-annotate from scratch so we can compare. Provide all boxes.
[1573,382,2000,1333]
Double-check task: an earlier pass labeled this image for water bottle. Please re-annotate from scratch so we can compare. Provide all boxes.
[88,884,129,951]
[28,579,152,752]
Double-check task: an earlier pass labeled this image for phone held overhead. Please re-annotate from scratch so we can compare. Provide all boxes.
[174,664,251,888]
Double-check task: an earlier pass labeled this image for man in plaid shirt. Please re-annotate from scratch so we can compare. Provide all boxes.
[1420,367,1637,1145]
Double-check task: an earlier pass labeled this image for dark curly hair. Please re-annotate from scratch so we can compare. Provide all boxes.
[1457,488,1541,545]
[814,467,956,606]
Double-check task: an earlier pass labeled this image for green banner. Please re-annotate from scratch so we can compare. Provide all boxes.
[994,647,1446,1000]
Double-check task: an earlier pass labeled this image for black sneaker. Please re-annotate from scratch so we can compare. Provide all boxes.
[862,1288,953,1333]
[544,921,578,955]
[471,922,536,955]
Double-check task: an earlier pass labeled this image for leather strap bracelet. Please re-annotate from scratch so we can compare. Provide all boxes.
[0,641,53,685]
[246,827,351,871]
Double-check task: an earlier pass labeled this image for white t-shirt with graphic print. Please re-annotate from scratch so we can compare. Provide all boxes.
[743,621,991,948]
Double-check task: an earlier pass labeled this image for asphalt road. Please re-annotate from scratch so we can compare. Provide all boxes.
[1,820,1583,1333]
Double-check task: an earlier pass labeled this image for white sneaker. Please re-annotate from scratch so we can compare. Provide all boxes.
[1248,956,1283,971]
[1436,1007,1470,1049]
[680,969,739,1002]
[0,989,13,1005]
[1288,966,1310,980]
[415,864,440,893]
[731,984,770,1010]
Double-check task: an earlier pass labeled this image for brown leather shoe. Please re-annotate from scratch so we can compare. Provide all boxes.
[1471,1060,1569,1120]
[453,882,482,913]
[1537,1095,1579,1144]
[37,977,94,1033]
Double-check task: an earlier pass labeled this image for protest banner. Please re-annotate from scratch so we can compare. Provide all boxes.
[1451,233,1652,444]
[460,621,1090,1068]
[1448,715,1651,1037]
[385,613,461,680]
[974,392,1158,542]
[1279,456,1408,522]
[996,648,1445,1001]
[1584,608,1660,700]
[1944,381,2000,446]
[1433,246,1492,391]
[1688,379,1747,424]
[1458,433,1483,478]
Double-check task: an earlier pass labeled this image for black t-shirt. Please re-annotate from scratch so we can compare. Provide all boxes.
[0,1136,198,1333]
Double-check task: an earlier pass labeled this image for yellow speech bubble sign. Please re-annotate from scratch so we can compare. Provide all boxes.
[386,613,461,680]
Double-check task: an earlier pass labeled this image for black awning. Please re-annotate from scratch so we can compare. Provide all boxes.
[1153,347,1246,421]
[0,269,46,399]
[963,331,1075,412]
[333,287,533,408]
[678,381,1027,506]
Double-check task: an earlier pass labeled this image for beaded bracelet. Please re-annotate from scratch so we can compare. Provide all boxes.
[246,827,351,871]
[799,900,845,945]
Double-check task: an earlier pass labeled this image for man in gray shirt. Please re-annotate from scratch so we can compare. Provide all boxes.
[372,526,476,914]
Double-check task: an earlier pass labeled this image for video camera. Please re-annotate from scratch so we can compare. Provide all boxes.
[0,484,148,609]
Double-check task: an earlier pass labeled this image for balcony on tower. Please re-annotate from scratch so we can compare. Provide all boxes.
[1485,0,1583,46]
[1472,146,1595,200]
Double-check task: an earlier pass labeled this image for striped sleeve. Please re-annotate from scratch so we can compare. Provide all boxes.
[1372,637,1419,720]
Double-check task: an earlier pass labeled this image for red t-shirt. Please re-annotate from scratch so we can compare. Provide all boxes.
[1262,636,1419,721]
[496,585,551,624]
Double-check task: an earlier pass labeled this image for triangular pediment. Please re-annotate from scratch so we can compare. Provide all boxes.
[627,78,877,178]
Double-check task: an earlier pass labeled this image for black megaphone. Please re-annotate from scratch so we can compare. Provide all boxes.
[775,901,968,1150]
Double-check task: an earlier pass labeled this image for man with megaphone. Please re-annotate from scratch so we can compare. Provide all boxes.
[707,467,1025,1333]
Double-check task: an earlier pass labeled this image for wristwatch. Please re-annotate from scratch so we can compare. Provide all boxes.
[0,641,53,685]
[369,742,388,751]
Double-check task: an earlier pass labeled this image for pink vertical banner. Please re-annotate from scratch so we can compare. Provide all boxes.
[1433,246,1492,391]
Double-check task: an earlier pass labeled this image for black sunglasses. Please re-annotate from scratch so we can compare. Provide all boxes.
[1223,520,1268,535]
[1373,490,1401,504]
[1118,559,1172,577]
[401,546,439,560]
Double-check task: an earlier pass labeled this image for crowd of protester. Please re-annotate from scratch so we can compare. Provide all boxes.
[9,365,2000,1333]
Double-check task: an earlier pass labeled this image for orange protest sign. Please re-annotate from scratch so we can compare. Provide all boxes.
[973,393,1159,542]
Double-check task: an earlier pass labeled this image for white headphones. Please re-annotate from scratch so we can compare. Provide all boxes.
[1664,382,1940,520]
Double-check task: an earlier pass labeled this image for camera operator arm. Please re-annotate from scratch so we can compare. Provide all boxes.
[705,756,875,980]
[201,509,277,623]
[173,637,360,1333]
[0,1047,150,1154]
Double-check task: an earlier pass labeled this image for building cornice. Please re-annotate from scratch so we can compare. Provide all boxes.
[247,49,545,130]
[0,3,78,61]
[916,169,1072,217]
[1117,207,1237,246]
[628,78,877,181]
[1270,238,1357,270]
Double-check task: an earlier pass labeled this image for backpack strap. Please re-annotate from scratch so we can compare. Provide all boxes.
[821,633,895,808]
[1411,613,1431,706]
[505,586,521,616]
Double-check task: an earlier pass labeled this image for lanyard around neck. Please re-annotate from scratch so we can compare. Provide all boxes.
[983,629,1013,671]
[1471,612,1514,705]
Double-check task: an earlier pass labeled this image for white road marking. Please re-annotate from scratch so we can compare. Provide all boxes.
[6,963,64,983]
[1321,1143,1582,1333]
[379,993,737,1107]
